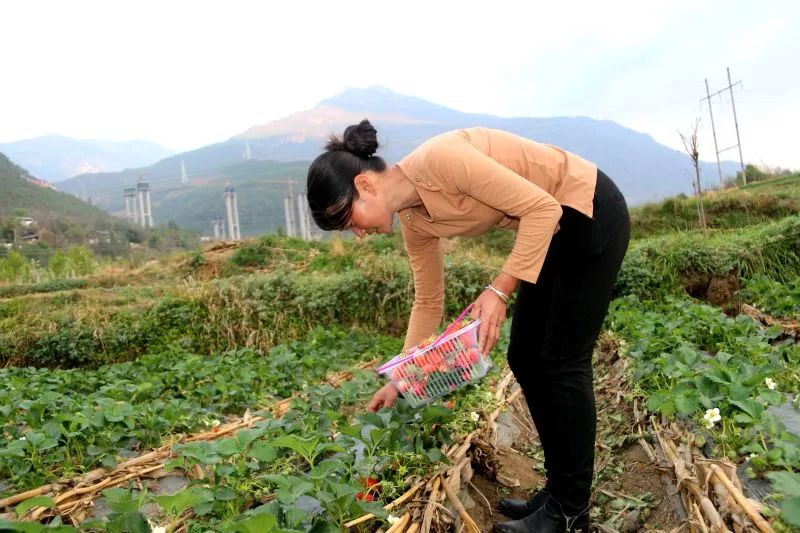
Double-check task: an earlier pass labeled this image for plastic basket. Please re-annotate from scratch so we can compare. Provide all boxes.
[377,306,492,407]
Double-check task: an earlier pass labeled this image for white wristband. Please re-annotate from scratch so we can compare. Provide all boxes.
[484,284,509,303]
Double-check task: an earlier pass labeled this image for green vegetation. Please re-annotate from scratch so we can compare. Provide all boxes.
[0,328,400,491]
[0,278,88,299]
[0,152,199,257]
[607,296,800,527]
[740,275,800,319]
[630,173,800,239]
[616,215,800,298]
[0,246,95,284]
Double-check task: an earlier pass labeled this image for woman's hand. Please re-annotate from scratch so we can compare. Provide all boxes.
[367,382,399,412]
[471,288,508,355]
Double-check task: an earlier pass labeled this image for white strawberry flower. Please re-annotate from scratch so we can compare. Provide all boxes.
[387,514,401,525]
[470,412,480,422]
[702,408,721,429]
[210,419,221,427]
[749,453,758,459]
[765,378,777,390]
[152,527,166,533]
[19,436,26,441]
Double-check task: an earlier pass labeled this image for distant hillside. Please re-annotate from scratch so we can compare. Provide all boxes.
[0,135,173,182]
[0,152,119,224]
[60,86,742,235]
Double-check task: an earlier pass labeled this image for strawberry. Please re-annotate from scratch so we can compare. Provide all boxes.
[356,492,376,502]
[422,363,437,375]
[396,380,410,393]
[461,370,472,381]
[361,477,381,492]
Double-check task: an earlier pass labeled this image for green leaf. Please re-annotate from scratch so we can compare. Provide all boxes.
[173,441,221,465]
[310,458,344,480]
[16,496,56,517]
[101,487,147,513]
[730,399,764,420]
[760,389,784,406]
[426,448,445,463]
[248,443,277,463]
[646,391,676,417]
[270,435,319,461]
[235,428,264,450]
[767,471,800,496]
[105,511,149,533]
[263,475,314,504]
[164,456,185,471]
[674,393,699,415]
[153,487,214,517]
[727,383,753,401]
[224,511,278,533]
[780,496,800,527]
[215,437,242,457]
[356,499,389,518]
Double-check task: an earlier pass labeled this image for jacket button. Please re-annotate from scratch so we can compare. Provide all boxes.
[405,213,411,220]
[415,177,421,182]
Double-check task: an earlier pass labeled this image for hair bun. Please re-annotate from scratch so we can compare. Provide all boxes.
[325,119,379,158]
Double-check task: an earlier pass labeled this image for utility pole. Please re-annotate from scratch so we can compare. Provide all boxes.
[704,79,723,188]
[700,67,746,186]
[727,67,746,184]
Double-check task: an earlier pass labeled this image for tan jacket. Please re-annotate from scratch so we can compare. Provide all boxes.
[396,127,597,350]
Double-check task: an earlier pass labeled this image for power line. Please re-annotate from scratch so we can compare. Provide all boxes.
[700,67,746,185]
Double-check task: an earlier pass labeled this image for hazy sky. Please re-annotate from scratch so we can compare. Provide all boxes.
[2,0,798,168]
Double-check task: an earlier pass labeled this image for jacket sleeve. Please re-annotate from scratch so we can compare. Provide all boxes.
[429,142,563,284]
[400,220,445,351]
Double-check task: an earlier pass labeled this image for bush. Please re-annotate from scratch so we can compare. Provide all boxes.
[616,216,800,298]
[0,278,88,298]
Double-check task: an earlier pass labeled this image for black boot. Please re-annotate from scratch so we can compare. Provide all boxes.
[494,497,590,533]
[497,485,551,519]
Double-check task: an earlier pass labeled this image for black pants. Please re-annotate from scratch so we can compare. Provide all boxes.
[506,169,630,515]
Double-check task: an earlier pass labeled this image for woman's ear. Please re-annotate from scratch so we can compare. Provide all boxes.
[354,173,373,194]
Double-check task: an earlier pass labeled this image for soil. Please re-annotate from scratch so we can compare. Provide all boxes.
[465,340,684,532]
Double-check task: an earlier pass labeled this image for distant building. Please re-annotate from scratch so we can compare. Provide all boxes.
[87,230,111,246]
[20,230,39,243]
[16,217,36,228]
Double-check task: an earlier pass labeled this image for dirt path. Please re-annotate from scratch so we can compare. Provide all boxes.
[465,336,683,532]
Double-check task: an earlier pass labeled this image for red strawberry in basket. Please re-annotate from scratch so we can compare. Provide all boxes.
[468,347,480,364]
[461,370,472,381]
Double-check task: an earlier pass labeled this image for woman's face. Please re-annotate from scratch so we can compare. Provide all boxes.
[346,174,394,237]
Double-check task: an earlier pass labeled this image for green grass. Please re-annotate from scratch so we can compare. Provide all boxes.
[616,215,800,298]
[630,173,800,239]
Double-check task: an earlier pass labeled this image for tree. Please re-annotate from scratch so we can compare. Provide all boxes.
[679,119,707,231]
[0,251,31,282]
[66,246,95,276]
[49,250,69,277]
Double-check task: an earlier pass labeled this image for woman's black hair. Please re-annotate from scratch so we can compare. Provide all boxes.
[306,119,387,231]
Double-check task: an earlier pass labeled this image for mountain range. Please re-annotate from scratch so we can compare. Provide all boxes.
[48,86,740,236]
[0,135,173,183]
